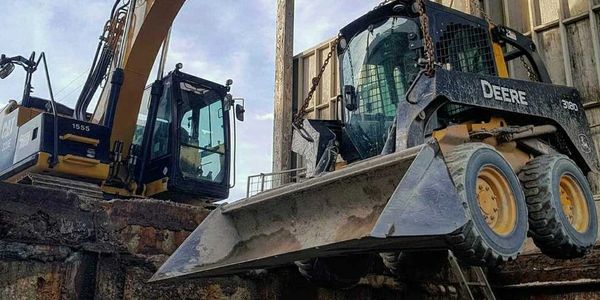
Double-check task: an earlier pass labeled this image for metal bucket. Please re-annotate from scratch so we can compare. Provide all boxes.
[151,142,468,282]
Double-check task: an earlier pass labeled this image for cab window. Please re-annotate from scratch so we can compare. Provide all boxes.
[150,89,172,159]
[179,82,226,183]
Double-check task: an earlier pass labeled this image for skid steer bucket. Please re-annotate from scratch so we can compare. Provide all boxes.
[151,142,468,282]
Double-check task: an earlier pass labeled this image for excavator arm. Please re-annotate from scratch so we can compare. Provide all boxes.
[93,0,185,156]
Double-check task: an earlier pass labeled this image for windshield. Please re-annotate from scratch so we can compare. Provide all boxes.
[341,16,421,158]
[178,82,227,184]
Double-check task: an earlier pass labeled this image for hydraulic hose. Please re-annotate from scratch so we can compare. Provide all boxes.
[73,0,127,121]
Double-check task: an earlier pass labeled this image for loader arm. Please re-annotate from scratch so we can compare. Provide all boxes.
[492,25,552,84]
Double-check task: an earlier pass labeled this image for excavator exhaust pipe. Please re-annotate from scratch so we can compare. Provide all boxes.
[151,142,468,282]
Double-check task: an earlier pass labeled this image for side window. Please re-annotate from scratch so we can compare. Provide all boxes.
[151,90,172,159]
[199,101,225,149]
[132,86,152,146]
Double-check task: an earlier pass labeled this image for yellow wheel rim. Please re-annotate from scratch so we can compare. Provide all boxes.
[476,166,517,236]
[559,174,589,233]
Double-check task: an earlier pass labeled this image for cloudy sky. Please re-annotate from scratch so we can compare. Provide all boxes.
[0,0,376,200]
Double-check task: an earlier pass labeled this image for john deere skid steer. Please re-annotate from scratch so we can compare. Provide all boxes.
[152,0,599,286]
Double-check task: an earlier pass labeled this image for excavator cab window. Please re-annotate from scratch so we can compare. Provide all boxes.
[340,16,421,158]
[178,82,226,183]
[132,87,151,147]
[132,83,173,160]
[151,88,173,159]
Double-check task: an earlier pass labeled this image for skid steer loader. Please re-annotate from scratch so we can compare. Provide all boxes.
[152,0,599,286]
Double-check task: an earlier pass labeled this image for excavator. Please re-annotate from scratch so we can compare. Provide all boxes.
[0,0,244,203]
[152,0,599,289]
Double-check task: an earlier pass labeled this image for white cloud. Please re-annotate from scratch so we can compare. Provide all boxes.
[255,113,274,121]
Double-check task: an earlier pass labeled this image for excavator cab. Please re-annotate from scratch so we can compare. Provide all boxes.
[0,50,239,202]
[129,69,233,201]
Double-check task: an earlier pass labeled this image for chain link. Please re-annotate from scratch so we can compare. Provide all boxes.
[415,0,436,77]
[520,56,539,81]
[293,36,341,127]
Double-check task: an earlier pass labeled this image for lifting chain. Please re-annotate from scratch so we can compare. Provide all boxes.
[292,35,341,128]
[415,0,436,77]
[520,56,539,81]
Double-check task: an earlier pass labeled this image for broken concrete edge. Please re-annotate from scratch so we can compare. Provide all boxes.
[0,181,211,259]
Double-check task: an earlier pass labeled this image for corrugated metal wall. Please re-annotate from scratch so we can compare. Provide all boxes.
[292,0,600,183]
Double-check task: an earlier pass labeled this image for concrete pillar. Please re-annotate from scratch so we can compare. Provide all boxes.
[272,0,294,173]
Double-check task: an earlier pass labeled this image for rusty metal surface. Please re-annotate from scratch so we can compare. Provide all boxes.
[152,143,469,281]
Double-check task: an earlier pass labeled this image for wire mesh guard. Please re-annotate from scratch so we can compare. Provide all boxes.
[436,22,497,118]
[435,22,496,76]
[246,168,307,198]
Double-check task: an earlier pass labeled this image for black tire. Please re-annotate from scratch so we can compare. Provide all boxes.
[518,155,598,258]
[445,143,528,266]
[294,255,371,289]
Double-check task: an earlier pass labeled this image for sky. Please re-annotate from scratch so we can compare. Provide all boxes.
[0,0,376,200]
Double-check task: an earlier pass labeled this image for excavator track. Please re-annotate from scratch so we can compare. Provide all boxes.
[17,173,104,200]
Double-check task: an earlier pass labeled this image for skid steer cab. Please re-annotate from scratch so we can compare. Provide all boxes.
[0,53,243,203]
[153,0,598,288]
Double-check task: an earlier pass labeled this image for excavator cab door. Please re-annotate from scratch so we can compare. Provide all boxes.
[132,71,231,202]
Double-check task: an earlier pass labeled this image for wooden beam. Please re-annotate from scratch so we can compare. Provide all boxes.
[273,0,295,173]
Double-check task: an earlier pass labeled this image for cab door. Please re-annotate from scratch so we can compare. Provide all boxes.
[132,77,175,197]
[170,73,230,201]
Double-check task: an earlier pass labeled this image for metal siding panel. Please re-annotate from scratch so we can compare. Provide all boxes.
[566,19,600,103]
[538,0,561,24]
[538,28,568,84]
[567,0,590,16]
[318,47,331,105]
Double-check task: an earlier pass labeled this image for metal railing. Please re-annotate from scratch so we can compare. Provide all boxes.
[246,168,307,198]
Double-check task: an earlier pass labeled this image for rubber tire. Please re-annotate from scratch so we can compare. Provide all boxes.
[295,255,371,289]
[518,155,598,258]
[445,143,529,266]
